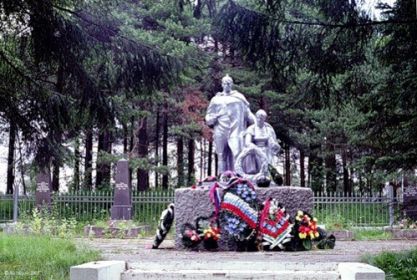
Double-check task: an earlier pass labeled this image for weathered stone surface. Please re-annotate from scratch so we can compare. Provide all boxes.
[338,262,385,280]
[403,185,417,220]
[111,159,132,220]
[35,169,51,208]
[70,261,126,280]
[388,229,417,239]
[329,230,354,241]
[84,225,150,238]
[122,261,339,280]
[175,185,313,250]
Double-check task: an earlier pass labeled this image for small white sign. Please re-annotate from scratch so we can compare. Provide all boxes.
[36,182,50,193]
[116,182,128,191]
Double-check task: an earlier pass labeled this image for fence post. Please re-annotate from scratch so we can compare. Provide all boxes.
[13,183,19,222]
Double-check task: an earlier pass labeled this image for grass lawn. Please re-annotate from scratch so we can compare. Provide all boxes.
[363,247,417,280]
[353,229,393,241]
[0,233,100,280]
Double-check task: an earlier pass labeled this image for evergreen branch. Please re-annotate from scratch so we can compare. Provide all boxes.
[227,0,417,28]
[0,48,55,88]
[52,4,175,58]
[282,18,417,28]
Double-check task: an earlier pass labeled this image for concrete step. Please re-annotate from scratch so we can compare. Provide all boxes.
[122,269,339,280]
[122,261,384,280]
[70,260,385,280]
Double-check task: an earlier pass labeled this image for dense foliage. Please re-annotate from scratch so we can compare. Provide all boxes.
[1,0,416,194]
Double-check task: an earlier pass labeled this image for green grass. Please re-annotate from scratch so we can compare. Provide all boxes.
[353,229,392,240]
[0,233,100,280]
[363,247,417,280]
[314,202,392,227]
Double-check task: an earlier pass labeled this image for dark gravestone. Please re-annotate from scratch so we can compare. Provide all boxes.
[111,159,132,220]
[403,184,417,220]
[35,169,52,208]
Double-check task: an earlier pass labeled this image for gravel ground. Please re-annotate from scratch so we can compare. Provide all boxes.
[78,238,417,265]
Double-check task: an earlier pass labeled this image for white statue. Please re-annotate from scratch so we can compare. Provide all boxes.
[205,75,255,174]
[244,109,280,165]
[234,109,280,180]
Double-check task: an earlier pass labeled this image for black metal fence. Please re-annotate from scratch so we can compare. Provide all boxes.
[0,190,399,227]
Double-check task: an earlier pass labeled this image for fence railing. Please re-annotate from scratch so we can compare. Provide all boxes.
[0,191,400,227]
[313,194,399,227]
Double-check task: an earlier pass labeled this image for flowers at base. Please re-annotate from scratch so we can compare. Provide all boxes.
[296,211,319,240]
[181,223,201,248]
[223,214,248,236]
[236,183,257,202]
[203,226,221,241]
[186,229,200,242]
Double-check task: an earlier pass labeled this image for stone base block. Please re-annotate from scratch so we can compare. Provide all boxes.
[84,225,150,238]
[123,261,339,280]
[175,186,313,250]
[387,229,417,239]
[338,263,385,280]
[330,230,354,241]
[111,205,132,220]
[70,261,126,280]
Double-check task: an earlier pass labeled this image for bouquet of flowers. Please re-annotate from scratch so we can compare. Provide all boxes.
[289,210,320,250]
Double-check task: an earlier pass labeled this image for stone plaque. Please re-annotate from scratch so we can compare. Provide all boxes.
[35,169,52,208]
[111,159,132,220]
[404,185,417,220]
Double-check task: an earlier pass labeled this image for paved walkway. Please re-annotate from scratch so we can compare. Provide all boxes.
[78,238,417,264]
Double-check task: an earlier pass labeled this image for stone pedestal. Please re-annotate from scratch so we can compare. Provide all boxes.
[175,185,313,250]
[36,169,52,209]
[111,159,132,220]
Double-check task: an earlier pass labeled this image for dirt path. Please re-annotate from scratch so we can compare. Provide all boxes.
[78,238,417,264]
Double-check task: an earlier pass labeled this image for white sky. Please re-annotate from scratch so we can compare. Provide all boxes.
[362,0,396,19]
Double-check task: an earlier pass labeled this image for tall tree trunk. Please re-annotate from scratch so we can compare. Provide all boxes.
[96,130,112,189]
[208,140,213,176]
[155,108,160,188]
[84,127,93,190]
[215,153,218,176]
[193,0,202,18]
[129,117,134,187]
[73,138,80,191]
[300,149,305,187]
[187,139,195,186]
[137,117,149,191]
[342,150,350,194]
[123,123,128,153]
[51,62,65,193]
[308,146,324,193]
[200,139,204,180]
[6,120,16,194]
[17,133,26,194]
[284,144,291,185]
[359,173,364,196]
[52,161,60,192]
[177,137,184,188]
[162,104,169,189]
[325,146,337,192]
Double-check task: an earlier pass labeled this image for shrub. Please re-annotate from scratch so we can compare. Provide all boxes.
[363,247,417,280]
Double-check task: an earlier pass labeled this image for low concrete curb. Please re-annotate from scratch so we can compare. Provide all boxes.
[70,261,385,280]
[338,262,385,280]
[70,261,126,280]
